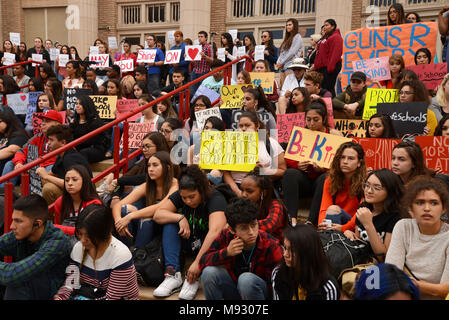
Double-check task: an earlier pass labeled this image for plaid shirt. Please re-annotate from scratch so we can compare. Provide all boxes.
[259,199,287,243]
[199,229,283,284]
[0,222,72,296]
[192,43,212,74]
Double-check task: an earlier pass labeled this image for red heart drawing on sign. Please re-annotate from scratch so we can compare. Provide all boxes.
[188,48,199,60]
[20,95,26,102]
[241,85,253,92]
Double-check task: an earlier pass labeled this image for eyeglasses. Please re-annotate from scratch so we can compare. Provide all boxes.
[159,129,172,135]
[193,103,206,108]
[363,183,384,192]
[142,144,156,150]
[399,90,414,96]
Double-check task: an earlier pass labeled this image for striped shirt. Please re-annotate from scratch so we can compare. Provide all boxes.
[191,43,212,74]
[54,236,139,300]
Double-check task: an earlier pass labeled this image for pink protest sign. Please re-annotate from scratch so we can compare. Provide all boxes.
[117,99,142,122]
[322,97,335,128]
[352,56,391,81]
[121,122,155,149]
[405,63,448,91]
[32,111,66,136]
[276,113,305,144]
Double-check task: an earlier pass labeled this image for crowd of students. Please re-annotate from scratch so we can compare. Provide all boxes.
[0,3,449,301]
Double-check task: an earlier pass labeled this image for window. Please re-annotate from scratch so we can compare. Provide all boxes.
[147,4,165,23]
[232,0,254,18]
[304,28,315,38]
[292,0,315,14]
[369,0,396,6]
[172,2,180,22]
[262,0,284,16]
[271,30,284,40]
[407,0,436,3]
[122,5,141,24]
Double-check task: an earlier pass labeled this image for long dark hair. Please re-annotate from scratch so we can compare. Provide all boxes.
[46,77,63,102]
[66,60,82,79]
[243,34,256,53]
[39,63,57,80]
[286,87,311,114]
[0,110,29,139]
[278,225,332,296]
[74,95,100,123]
[398,79,430,105]
[245,87,277,120]
[61,165,100,223]
[189,95,212,129]
[366,113,397,138]
[29,77,44,92]
[305,100,330,129]
[262,31,276,56]
[280,18,299,52]
[179,165,212,205]
[414,48,432,65]
[393,141,434,182]
[221,32,234,52]
[1,75,20,94]
[17,42,27,61]
[434,114,449,136]
[387,3,405,25]
[145,151,174,206]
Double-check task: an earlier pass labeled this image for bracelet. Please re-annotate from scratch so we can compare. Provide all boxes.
[177,215,185,223]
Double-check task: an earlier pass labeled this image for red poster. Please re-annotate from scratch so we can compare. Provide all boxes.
[276,113,305,144]
[352,137,401,170]
[405,63,447,91]
[415,136,449,174]
[117,99,142,122]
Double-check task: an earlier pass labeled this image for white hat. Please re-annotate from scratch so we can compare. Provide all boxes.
[288,58,309,69]
[310,34,321,42]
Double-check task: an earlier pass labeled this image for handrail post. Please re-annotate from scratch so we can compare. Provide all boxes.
[122,120,129,174]
[179,91,185,120]
[35,63,39,78]
[21,173,29,196]
[185,89,190,121]
[113,124,121,179]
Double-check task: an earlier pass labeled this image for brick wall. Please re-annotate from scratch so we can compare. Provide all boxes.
[2,0,24,41]
[97,0,119,43]
[351,0,363,30]
[210,0,227,46]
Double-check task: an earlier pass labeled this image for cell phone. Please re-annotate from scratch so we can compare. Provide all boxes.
[323,219,332,227]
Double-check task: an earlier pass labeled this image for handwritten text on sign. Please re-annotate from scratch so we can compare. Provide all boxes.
[415,136,449,174]
[137,49,157,63]
[25,91,44,125]
[121,122,155,149]
[334,119,367,137]
[195,107,222,131]
[89,54,110,68]
[353,137,401,170]
[377,101,427,135]
[362,88,399,120]
[64,88,91,119]
[405,63,448,91]
[352,56,391,82]
[250,72,275,94]
[341,22,438,89]
[117,99,142,122]
[6,93,28,115]
[200,131,258,172]
[90,95,117,119]
[220,84,254,109]
[114,59,134,72]
[164,49,182,64]
[285,127,351,168]
[276,113,305,144]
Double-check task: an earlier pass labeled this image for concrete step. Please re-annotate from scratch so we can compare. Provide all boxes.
[90,158,114,173]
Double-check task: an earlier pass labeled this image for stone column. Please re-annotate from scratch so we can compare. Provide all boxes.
[179,0,211,41]
[315,0,353,37]
[67,0,98,58]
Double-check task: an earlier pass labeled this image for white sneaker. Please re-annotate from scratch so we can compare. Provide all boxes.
[96,180,109,194]
[178,278,200,300]
[153,272,183,298]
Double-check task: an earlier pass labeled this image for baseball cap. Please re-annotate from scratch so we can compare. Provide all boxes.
[39,110,64,124]
[350,71,367,82]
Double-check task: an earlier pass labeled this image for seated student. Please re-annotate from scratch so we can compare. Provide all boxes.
[223,111,286,198]
[134,66,147,84]
[36,125,92,205]
[282,86,311,114]
[3,110,63,194]
[135,94,165,127]
[386,176,449,299]
[353,263,420,300]
[236,70,251,85]
[45,77,65,111]
[430,73,449,122]
[28,77,45,93]
[278,58,309,114]
[434,114,449,137]
[414,48,432,65]
[69,95,110,163]
[200,59,236,94]
[272,224,340,300]
[380,55,405,89]
[0,110,29,174]
[82,79,99,95]
[113,151,178,247]
[184,95,212,135]
[54,204,139,300]
[317,141,366,233]
[344,169,403,260]
[240,87,277,132]
[53,165,102,230]
[85,67,104,88]
[159,117,184,151]
[366,113,398,138]
[13,64,30,93]
[397,79,437,136]
[120,75,136,99]
[283,101,342,226]
[160,68,187,112]
[156,95,178,119]
[132,81,149,100]
[332,71,367,119]
[152,166,228,300]
[304,70,332,101]
[0,194,72,300]
[199,198,283,300]
[62,61,84,89]
[240,168,288,242]
[24,92,56,135]
[252,59,279,103]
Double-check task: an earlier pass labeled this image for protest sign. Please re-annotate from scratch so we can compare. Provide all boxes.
[108,37,118,50]
[250,72,275,94]
[58,54,69,67]
[6,93,28,114]
[167,31,176,45]
[220,84,254,109]
[185,45,202,61]
[322,97,335,128]
[334,119,367,137]
[89,46,99,55]
[191,85,221,104]
[116,99,142,122]
[285,127,351,168]
[32,54,43,67]
[405,63,448,91]
[362,88,399,120]
[199,131,258,172]
[114,59,134,72]
[217,48,226,62]
[353,137,401,170]
[3,52,15,66]
[229,30,238,42]
[121,122,156,149]
[231,109,273,131]
[415,136,449,174]
[9,32,20,46]
[352,56,391,82]
[164,50,182,64]
[90,95,117,119]
[254,45,265,61]
[89,54,110,68]
[50,48,59,61]
[32,111,66,136]
[276,113,305,144]
[236,46,246,58]
[25,91,43,125]
[64,88,91,120]
[136,49,157,63]
[377,101,427,135]
[195,107,222,131]
[341,22,438,89]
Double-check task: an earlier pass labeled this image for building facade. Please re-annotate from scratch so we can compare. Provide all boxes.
[0,0,445,59]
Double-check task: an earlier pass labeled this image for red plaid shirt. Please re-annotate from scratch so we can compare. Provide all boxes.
[192,43,212,74]
[199,229,283,284]
[259,199,287,243]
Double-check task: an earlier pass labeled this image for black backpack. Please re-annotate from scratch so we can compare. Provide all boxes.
[132,234,165,287]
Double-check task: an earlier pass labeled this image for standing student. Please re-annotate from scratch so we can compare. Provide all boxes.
[145,34,165,95]
[169,31,190,83]
[414,48,432,65]
[272,224,340,300]
[387,3,405,25]
[221,32,238,81]
[190,31,213,96]
[200,198,283,300]
[0,40,18,77]
[115,40,137,78]
[386,176,449,299]
[56,45,70,81]
[406,12,421,23]
[93,42,113,82]
[261,31,278,72]
[317,141,366,232]
[366,113,398,138]
[62,61,84,89]
[276,18,303,87]
[26,37,51,78]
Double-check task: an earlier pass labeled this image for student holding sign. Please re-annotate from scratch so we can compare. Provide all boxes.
[0,40,18,76]
[26,37,50,78]
[62,61,84,89]
[115,40,137,78]
[380,55,405,90]
[332,71,367,119]
[253,60,279,103]
[366,113,398,139]
[242,87,277,133]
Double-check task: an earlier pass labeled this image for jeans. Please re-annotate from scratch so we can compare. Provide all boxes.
[2,273,54,300]
[325,207,353,225]
[0,161,53,189]
[307,173,328,225]
[108,122,124,154]
[161,223,182,272]
[201,266,269,300]
[189,72,208,97]
[147,73,161,95]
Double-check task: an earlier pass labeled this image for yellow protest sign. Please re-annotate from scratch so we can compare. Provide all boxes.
[199,131,258,171]
[334,119,367,137]
[284,126,351,169]
[220,84,254,109]
[250,72,275,94]
[90,95,118,119]
[362,88,399,120]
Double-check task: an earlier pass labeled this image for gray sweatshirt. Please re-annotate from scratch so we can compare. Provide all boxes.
[276,34,303,69]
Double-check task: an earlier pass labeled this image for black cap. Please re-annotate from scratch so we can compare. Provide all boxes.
[351,71,367,82]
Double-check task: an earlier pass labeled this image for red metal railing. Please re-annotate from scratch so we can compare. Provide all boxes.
[0,60,42,101]
[0,55,253,234]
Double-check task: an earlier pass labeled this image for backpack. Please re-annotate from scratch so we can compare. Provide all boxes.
[132,234,165,287]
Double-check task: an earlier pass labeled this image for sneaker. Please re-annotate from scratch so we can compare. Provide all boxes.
[96,180,109,194]
[178,279,200,300]
[153,271,183,298]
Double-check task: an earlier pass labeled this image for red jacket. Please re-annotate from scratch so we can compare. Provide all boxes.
[12,133,56,167]
[314,29,343,74]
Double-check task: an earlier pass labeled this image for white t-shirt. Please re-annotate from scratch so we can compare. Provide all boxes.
[280,73,305,97]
